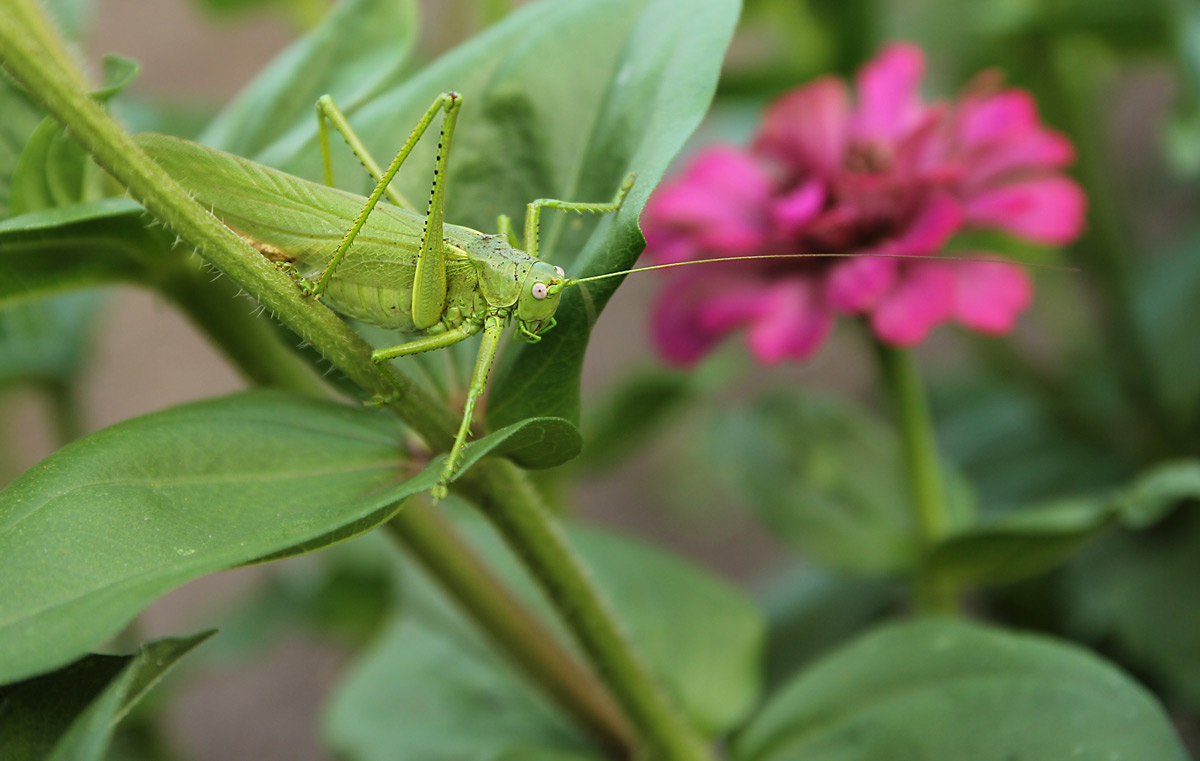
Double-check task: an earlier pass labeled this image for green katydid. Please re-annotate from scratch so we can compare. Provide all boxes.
[137,91,1067,500]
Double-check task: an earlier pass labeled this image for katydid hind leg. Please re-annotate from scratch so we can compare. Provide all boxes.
[435,315,504,500]
[411,92,462,331]
[315,94,416,211]
[522,172,635,261]
[310,91,463,300]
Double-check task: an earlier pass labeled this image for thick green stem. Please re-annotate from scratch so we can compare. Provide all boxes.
[0,7,459,451]
[876,342,959,614]
[460,460,714,761]
[45,379,83,445]
[386,502,635,759]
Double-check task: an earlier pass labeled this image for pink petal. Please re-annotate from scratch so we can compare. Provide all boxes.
[650,272,761,365]
[754,78,850,177]
[852,43,927,142]
[959,91,1039,147]
[953,258,1032,333]
[892,192,963,256]
[747,279,834,363]
[826,256,899,312]
[871,261,957,345]
[963,130,1075,190]
[770,180,826,236]
[642,147,773,263]
[964,176,1086,245]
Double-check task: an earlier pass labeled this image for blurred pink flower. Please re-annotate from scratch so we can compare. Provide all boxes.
[642,43,1085,365]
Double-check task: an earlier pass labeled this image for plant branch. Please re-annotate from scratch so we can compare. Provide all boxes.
[0,7,459,451]
[386,501,636,759]
[460,460,714,761]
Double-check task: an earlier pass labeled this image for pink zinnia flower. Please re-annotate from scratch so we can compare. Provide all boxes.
[641,43,1085,364]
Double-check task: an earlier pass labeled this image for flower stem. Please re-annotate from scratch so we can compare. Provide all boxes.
[875,341,959,614]
[386,501,635,759]
[460,460,714,761]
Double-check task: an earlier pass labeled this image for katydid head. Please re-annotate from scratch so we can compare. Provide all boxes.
[516,260,569,336]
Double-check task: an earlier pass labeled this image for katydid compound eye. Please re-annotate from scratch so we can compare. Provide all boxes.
[554,266,565,277]
[532,282,548,300]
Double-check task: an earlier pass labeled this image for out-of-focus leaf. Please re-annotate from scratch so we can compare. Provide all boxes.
[0,290,102,387]
[924,459,1200,587]
[757,566,901,690]
[201,0,417,158]
[577,366,695,470]
[326,505,764,759]
[708,391,919,575]
[0,199,166,305]
[925,497,1116,587]
[1133,229,1200,430]
[734,619,1188,761]
[0,632,210,761]
[1067,511,1200,708]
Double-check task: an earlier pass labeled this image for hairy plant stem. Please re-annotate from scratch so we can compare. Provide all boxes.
[386,501,636,759]
[875,342,960,615]
[0,7,459,451]
[461,460,715,761]
[1,8,712,758]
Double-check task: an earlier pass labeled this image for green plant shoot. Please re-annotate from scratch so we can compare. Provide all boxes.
[136,92,1065,500]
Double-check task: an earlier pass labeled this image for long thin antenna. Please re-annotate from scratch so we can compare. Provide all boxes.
[554,252,1077,293]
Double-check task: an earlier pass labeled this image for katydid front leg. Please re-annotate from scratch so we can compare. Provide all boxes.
[371,316,505,500]
[522,172,636,261]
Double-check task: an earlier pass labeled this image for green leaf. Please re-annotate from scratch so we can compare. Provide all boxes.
[577,366,696,471]
[924,459,1200,588]
[757,566,900,690]
[226,0,736,430]
[201,0,418,158]
[0,632,210,761]
[0,391,429,684]
[325,605,603,761]
[9,55,137,216]
[0,199,165,304]
[708,392,920,575]
[325,508,764,759]
[1066,514,1200,709]
[734,619,1188,761]
[484,0,740,429]
[0,389,587,684]
[0,290,103,387]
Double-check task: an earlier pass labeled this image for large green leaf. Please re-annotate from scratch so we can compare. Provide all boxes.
[0,632,210,761]
[734,619,1188,761]
[240,0,738,430]
[0,390,565,684]
[201,0,418,158]
[326,507,764,759]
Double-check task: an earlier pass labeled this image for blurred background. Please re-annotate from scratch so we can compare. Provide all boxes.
[5,0,1200,758]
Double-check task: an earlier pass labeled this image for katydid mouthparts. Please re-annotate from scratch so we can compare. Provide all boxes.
[136,91,1068,500]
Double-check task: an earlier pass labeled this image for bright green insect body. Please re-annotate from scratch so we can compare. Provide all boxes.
[139,92,629,499]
